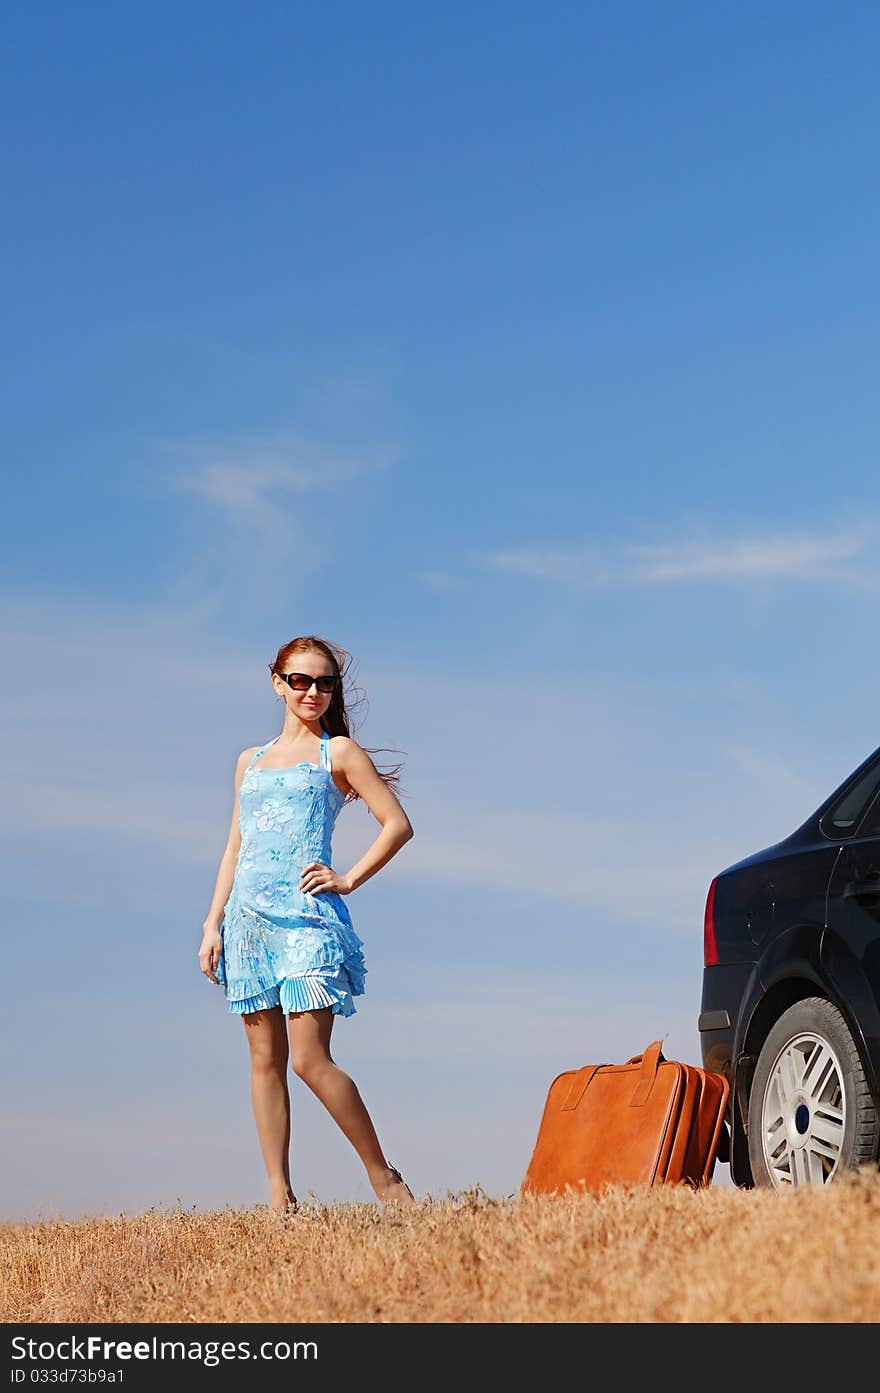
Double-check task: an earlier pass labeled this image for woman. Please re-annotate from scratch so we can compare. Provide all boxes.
[198,634,417,1211]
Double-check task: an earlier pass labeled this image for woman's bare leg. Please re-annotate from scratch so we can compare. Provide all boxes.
[242,1006,297,1210]
[288,1006,416,1204]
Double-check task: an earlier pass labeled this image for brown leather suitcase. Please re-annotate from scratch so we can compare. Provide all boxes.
[519,1040,730,1197]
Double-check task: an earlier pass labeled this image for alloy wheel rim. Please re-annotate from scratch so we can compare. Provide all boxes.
[760,1031,846,1187]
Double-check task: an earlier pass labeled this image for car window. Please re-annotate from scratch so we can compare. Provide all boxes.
[821,758,880,837]
[856,789,880,840]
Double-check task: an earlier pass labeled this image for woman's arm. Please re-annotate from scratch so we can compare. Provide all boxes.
[333,737,414,893]
[201,748,254,929]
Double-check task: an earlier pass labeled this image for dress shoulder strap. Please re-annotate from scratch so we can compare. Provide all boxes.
[320,729,332,772]
[244,736,279,774]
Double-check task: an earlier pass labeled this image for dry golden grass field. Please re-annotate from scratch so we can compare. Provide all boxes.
[4,1169,880,1324]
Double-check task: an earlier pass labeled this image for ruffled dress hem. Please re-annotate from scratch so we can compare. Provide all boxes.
[226,966,364,1017]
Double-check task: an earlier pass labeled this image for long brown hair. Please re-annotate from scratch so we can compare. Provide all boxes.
[268,635,405,806]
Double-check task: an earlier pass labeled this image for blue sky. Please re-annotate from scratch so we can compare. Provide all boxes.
[3,2,880,1218]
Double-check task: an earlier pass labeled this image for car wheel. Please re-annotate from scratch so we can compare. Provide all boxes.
[748,997,880,1188]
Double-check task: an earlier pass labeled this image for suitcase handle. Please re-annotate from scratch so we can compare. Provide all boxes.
[628,1039,665,1107]
[560,1041,666,1112]
[624,1040,666,1067]
[560,1065,600,1111]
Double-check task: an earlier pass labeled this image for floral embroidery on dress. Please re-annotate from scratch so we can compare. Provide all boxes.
[253,876,294,909]
[254,798,298,832]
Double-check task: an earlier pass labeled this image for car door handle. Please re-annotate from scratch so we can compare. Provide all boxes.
[842,878,880,902]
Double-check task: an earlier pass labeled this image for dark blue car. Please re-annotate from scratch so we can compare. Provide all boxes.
[700,743,880,1188]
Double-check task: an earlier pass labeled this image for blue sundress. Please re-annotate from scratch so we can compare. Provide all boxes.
[215,729,366,1016]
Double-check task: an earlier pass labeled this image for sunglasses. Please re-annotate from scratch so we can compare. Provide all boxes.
[280,671,340,694]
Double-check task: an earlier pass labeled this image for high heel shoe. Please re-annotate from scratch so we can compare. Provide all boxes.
[385,1164,415,1202]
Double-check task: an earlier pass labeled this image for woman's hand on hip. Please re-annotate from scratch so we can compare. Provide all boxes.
[300,862,352,896]
[198,926,222,984]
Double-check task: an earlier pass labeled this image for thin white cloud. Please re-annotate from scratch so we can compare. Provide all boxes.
[486,548,614,587]
[385,807,728,935]
[139,428,401,610]
[156,431,396,530]
[627,531,867,581]
[485,525,876,589]
[176,461,317,517]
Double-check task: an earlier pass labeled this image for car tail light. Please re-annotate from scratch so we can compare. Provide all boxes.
[704,876,719,966]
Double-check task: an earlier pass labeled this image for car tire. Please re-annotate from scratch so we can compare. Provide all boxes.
[748,996,880,1188]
